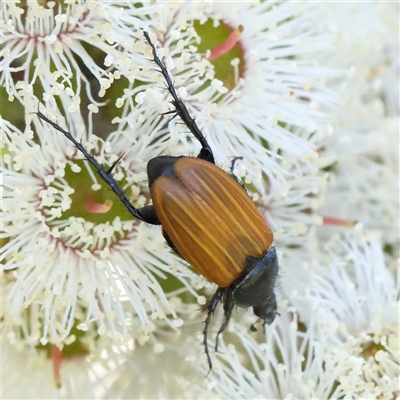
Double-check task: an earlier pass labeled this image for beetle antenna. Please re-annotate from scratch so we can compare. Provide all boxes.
[143,31,215,164]
[37,112,145,221]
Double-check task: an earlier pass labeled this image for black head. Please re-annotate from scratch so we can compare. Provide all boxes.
[253,295,277,325]
[231,247,278,324]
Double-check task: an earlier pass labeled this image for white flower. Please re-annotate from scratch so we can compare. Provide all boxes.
[0,1,153,110]
[319,117,399,247]
[315,2,399,118]
[195,307,353,399]
[89,323,206,399]
[1,112,196,347]
[308,230,399,399]
[314,2,399,250]
[1,309,205,399]
[2,337,89,399]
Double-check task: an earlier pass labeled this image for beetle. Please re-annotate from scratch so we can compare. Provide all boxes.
[38,31,279,369]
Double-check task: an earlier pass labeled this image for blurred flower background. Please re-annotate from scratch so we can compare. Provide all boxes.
[1,1,398,399]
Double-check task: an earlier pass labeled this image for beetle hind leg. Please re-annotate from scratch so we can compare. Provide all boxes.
[143,31,215,164]
[230,156,243,174]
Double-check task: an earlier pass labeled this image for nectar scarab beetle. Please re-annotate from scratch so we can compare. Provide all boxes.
[38,31,279,370]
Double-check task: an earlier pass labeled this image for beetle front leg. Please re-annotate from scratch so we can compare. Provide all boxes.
[215,288,235,352]
[202,287,225,371]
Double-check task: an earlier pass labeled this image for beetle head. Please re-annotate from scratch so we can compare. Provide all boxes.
[232,247,278,324]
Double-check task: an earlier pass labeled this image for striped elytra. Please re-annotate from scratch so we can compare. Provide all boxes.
[151,157,274,287]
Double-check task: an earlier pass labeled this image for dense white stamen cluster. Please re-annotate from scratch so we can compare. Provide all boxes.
[195,309,354,399]
[1,1,398,398]
[0,1,155,109]
[315,2,399,252]
[2,113,195,347]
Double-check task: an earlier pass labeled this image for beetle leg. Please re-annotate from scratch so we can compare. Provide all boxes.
[143,31,215,164]
[106,152,125,174]
[250,317,262,332]
[230,156,243,174]
[202,287,225,371]
[215,288,235,352]
[37,112,161,225]
[228,156,247,188]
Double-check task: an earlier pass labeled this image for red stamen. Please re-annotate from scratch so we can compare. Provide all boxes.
[322,216,357,226]
[206,25,244,62]
[51,345,62,389]
[85,198,113,213]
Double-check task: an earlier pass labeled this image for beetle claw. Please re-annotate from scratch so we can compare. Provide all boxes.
[250,317,262,332]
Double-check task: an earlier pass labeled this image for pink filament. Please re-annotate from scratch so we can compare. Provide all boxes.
[206,25,244,62]
[322,216,357,226]
[51,345,62,389]
[85,198,113,213]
